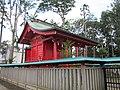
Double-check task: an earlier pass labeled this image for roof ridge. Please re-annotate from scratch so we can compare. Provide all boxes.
[30,18,65,30]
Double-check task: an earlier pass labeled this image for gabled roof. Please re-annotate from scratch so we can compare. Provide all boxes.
[18,19,98,45]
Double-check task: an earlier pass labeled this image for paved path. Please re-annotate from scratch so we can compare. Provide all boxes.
[0,79,25,90]
[0,84,8,90]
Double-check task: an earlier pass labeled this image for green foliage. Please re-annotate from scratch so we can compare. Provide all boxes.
[60,40,74,58]
[64,18,100,57]
[98,48,108,58]
[111,0,120,56]
[100,0,120,57]
[64,15,99,40]
[86,20,100,40]
[63,40,74,48]
[38,0,75,26]
[78,48,82,56]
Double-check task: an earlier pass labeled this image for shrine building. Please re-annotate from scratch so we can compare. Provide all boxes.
[18,19,98,63]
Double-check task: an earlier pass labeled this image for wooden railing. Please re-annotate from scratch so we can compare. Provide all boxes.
[0,67,105,90]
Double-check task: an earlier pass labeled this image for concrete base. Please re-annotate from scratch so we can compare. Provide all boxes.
[0,78,45,90]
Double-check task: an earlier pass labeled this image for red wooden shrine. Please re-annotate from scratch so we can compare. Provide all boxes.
[18,19,98,63]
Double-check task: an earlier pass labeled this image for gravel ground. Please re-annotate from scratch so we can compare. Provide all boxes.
[0,79,26,90]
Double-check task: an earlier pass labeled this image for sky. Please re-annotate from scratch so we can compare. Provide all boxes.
[67,0,113,19]
[2,0,113,42]
[37,0,113,24]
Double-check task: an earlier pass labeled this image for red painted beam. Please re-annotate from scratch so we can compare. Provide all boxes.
[42,36,53,42]
[56,31,98,46]
[31,28,56,36]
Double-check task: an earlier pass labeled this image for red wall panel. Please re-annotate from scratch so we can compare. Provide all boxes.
[31,46,38,61]
[43,41,53,60]
[37,44,43,60]
[25,48,31,62]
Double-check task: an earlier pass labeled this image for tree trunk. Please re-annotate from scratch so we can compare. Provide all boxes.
[0,1,5,49]
[9,31,15,63]
[9,4,18,63]
[61,17,65,28]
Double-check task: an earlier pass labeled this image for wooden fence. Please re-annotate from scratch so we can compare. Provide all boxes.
[0,67,105,90]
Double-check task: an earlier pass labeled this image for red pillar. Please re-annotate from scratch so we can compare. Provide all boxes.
[76,47,79,57]
[54,40,57,59]
[41,43,44,60]
[82,48,86,56]
[65,48,68,58]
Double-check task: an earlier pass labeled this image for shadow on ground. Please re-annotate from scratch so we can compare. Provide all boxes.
[0,79,26,90]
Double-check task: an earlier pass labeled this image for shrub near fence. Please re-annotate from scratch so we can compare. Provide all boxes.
[0,67,105,90]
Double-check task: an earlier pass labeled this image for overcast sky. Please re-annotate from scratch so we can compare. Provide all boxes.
[37,0,113,24]
[69,0,113,19]
[2,0,113,42]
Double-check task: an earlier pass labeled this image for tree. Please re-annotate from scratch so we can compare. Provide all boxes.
[80,4,91,37]
[38,0,75,27]
[96,37,108,58]
[68,18,84,34]
[2,0,38,63]
[0,0,5,49]
[98,48,108,58]
[110,0,120,56]
[100,11,114,57]
[62,13,101,57]
[85,19,101,57]
[99,0,120,57]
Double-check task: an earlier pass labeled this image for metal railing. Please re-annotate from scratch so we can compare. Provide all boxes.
[0,67,105,90]
[104,67,120,90]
